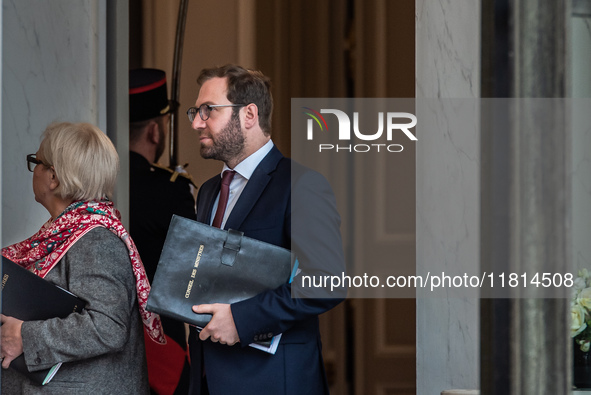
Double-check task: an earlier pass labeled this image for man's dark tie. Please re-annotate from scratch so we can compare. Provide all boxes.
[212,170,236,228]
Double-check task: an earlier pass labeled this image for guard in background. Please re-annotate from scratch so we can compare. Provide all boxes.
[129,68,196,395]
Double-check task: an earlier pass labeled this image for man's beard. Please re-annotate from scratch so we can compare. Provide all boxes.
[200,111,245,163]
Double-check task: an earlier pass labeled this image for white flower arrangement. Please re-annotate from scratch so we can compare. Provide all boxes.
[572,269,591,352]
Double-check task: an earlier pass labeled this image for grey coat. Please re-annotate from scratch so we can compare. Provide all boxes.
[1,227,149,394]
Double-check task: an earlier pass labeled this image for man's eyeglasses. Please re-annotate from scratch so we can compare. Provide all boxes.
[187,104,245,122]
[26,154,47,172]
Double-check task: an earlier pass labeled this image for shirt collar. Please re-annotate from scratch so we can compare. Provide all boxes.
[222,140,274,180]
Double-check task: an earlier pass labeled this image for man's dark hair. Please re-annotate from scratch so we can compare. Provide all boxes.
[197,64,273,136]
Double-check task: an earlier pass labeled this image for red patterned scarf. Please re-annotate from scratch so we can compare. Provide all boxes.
[1,200,165,344]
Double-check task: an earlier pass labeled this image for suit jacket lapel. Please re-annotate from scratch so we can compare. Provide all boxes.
[196,176,221,224]
[224,146,283,230]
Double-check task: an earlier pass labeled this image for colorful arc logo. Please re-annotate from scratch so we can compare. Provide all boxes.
[302,107,329,137]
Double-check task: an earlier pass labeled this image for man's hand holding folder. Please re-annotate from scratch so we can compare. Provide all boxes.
[146,215,296,353]
[192,304,239,345]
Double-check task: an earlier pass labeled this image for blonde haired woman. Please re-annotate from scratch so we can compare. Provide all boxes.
[1,122,164,394]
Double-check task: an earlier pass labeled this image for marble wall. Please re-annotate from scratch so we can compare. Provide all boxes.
[1,0,106,246]
[416,1,481,394]
[572,15,591,277]
[417,2,591,394]
[571,13,591,386]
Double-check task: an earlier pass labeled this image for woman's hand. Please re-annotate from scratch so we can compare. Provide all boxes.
[1,314,24,369]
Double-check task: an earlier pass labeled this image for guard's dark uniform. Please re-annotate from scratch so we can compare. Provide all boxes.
[129,151,196,395]
[129,151,196,282]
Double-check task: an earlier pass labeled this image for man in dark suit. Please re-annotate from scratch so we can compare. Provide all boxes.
[129,68,196,394]
[187,64,345,395]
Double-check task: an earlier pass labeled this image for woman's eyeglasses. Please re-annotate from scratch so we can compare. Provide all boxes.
[26,154,47,172]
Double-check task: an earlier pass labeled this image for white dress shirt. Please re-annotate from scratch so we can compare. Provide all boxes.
[210,140,274,228]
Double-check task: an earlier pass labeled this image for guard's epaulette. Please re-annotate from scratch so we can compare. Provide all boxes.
[150,162,197,188]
